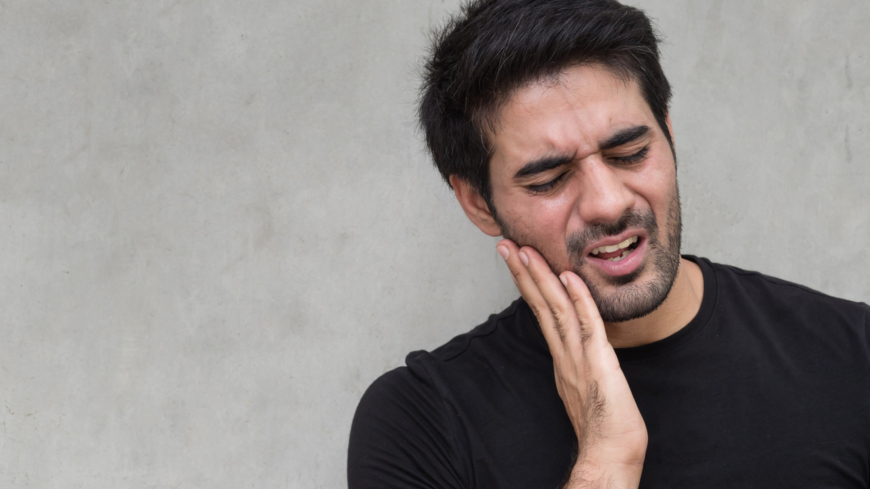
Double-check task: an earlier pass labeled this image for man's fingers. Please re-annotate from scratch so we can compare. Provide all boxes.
[560,271,610,352]
[515,245,584,350]
[496,240,566,355]
[496,239,561,346]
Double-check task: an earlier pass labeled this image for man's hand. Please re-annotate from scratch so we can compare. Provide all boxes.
[497,240,647,489]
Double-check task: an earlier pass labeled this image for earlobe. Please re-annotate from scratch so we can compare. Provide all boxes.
[449,175,503,237]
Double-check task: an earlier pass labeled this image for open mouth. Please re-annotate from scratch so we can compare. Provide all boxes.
[589,235,642,262]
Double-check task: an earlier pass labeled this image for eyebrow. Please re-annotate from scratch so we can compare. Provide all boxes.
[512,125,651,180]
[599,125,650,151]
[513,155,575,179]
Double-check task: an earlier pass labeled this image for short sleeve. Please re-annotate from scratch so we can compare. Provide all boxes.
[347,362,465,489]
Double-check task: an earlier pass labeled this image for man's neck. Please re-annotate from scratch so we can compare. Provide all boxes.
[603,257,705,349]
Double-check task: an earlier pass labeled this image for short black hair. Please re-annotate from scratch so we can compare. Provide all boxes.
[418,0,672,211]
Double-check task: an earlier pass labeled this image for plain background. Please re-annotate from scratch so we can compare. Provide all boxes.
[1,0,867,487]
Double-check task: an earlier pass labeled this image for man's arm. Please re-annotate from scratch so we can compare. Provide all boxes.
[348,365,464,489]
[497,240,647,489]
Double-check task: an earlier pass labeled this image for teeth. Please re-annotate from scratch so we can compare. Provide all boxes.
[591,236,638,256]
[607,250,631,262]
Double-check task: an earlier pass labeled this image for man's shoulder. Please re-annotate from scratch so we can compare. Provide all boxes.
[705,257,867,311]
[354,296,551,430]
[348,298,542,489]
[700,257,869,339]
[414,298,534,363]
[359,298,535,398]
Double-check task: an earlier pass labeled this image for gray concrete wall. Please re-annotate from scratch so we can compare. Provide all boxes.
[0,1,866,487]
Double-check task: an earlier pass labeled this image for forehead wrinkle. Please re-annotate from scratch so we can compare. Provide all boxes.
[491,65,652,170]
[502,84,593,160]
[548,70,643,154]
[487,63,640,142]
[482,72,562,142]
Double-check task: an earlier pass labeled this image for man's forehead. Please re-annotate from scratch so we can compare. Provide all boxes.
[501,65,644,119]
[489,65,652,163]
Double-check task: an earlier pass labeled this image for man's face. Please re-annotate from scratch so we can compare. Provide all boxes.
[487,64,682,323]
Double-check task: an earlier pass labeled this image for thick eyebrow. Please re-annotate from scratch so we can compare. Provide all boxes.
[512,125,652,180]
[599,125,650,151]
[513,155,574,180]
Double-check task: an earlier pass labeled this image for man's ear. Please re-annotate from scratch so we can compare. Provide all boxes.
[665,113,675,145]
[448,175,502,237]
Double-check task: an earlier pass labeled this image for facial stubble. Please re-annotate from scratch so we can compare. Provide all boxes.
[496,186,682,323]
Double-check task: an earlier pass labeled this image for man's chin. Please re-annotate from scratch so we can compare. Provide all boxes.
[581,269,675,323]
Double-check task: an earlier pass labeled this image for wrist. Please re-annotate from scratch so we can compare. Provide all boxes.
[565,456,644,489]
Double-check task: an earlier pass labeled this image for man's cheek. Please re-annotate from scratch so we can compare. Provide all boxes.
[533,239,572,275]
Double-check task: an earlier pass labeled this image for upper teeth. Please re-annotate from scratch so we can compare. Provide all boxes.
[591,236,638,255]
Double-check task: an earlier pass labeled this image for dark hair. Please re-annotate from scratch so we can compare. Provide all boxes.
[418,0,672,212]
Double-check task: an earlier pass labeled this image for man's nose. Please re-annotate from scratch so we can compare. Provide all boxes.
[576,157,636,225]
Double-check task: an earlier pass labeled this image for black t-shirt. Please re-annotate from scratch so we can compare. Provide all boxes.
[348,257,870,488]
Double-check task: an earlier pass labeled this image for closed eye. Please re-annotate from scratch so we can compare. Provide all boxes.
[610,146,649,165]
[527,172,568,194]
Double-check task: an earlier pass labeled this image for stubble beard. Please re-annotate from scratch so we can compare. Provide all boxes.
[497,186,683,323]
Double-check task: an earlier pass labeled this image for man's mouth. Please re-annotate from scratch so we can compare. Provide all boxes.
[589,235,641,262]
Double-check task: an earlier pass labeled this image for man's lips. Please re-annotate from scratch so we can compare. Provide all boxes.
[582,230,648,277]
[592,236,639,260]
[582,229,648,257]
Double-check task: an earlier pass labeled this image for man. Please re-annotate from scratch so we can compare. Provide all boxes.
[348,1,870,487]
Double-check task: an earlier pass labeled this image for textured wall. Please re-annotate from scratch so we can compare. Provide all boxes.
[0,1,866,487]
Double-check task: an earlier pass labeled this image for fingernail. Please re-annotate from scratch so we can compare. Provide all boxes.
[497,245,509,260]
[518,251,529,266]
[560,274,568,287]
